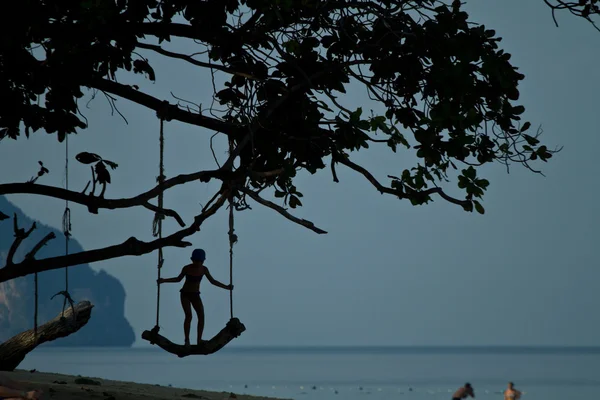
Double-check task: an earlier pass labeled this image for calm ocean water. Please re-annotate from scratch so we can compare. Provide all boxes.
[17,346,600,400]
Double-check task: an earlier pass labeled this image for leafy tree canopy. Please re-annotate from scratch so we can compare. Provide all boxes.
[0,0,560,282]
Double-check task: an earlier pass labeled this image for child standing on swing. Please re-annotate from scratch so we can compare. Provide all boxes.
[158,249,233,346]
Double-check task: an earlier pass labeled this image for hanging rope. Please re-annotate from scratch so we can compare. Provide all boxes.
[152,118,166,332]
[33,271,38,337]
[227,138,237,320]
[62,134,72,317]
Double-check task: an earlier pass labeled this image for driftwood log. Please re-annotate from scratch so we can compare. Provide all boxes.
[0,300,94,371]
[141,317,246,357]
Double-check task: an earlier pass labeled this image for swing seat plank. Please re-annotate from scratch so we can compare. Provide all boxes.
[0,301,94,371]
[141,318,245,357]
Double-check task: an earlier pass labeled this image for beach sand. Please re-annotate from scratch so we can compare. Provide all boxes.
[3,370,288,400]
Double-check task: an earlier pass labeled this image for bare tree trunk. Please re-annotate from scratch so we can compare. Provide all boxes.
[0,301,94,371]
[141,318,245,357]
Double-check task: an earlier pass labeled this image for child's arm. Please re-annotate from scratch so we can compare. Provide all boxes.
[205,267,233,290]
[158,267,186,284]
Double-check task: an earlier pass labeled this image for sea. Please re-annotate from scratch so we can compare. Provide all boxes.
[18,346,600,400]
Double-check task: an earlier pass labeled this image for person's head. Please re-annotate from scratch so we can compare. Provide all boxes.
[191,248,206,264]
[465,383,472,390]
[507,382,514,389]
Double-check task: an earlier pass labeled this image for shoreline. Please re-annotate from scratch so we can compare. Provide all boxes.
[4,370,289,400]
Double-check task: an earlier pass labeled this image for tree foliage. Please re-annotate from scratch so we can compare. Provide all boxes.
[0,0,561,282]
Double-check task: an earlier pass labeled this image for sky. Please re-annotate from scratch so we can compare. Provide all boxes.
[0,1,599,347]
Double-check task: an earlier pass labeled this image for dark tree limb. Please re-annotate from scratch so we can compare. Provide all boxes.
[240,187,327,234]
[141,318,246,357]
[6,215,36,266]
[0,190,229,283]
[85,78,240,135]
[135,42,262,81]
[25,232,57,260]
[249,168,285,181]
[0,168,233,226]
[142,202,184,226]
[0,301,94,371]
[333,154,472,208]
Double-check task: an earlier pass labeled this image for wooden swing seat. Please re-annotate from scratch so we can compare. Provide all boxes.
[141,317,245,357]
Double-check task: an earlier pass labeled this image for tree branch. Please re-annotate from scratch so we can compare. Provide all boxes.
[142,202,184,226]
[0,189,229,283]
[84,78,240,135]
[6,215,36,266]
[135,42,262,81]
[333,154,471,208]
[239,187,327,234]
[139,22,213,41]
[0,169,234,226]
[24,233,57,260]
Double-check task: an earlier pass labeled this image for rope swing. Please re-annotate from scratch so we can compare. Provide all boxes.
[151,117,166,333]
[142,117,245,357]
[35,135,74,337]
[227,137,237,320]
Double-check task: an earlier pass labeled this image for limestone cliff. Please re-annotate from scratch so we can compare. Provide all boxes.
[0,196,135,346]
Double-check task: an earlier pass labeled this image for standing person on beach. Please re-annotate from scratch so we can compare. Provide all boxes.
[503,382,522,400]
[452,383,475,400]
[157,248,233,346]
[0,374,42,400]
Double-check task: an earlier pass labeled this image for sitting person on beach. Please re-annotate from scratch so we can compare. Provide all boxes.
[452,383,475,400]
[0,373,42,400]
[503,382,522,400]
[157,248,233,346]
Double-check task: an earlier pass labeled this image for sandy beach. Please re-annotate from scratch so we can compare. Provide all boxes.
[3,370,288,400]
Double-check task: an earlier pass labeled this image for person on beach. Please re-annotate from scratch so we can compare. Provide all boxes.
[503,382,522,400]
[452,383,475,400]
[0,374,42,400]
[157,248,233,346]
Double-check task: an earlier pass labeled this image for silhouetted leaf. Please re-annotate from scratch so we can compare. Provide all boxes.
[289,195,302,209]
[103,160,119,170]
[95,162,111,184]
[473,200,485,215]
[133,59,156,81]
[76,152,102,165]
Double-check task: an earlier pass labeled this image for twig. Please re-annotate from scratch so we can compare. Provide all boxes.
[333,154,471,208]
[25,233,57,260]
[6,214,37,266]
[142,202,185,227]
[239,187,327,234]
[135,42,263,81]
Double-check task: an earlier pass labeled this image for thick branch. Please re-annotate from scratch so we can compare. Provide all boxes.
[0,301,94,371]
[249,168,285,180]
[0,190,229,283]
[333,155,471,208]
[85,78,240,135]
[6,215,36,266]
[0,169,233,225]
[240,187,327,234]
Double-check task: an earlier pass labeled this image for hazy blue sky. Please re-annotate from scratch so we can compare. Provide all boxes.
[1,1,599,347]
